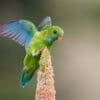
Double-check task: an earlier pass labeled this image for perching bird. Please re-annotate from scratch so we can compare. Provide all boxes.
[0,17,64,87]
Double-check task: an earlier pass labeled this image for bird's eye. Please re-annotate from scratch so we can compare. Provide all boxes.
[53,30,57,34]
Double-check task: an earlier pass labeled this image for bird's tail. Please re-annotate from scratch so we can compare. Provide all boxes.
[20,66,36,87]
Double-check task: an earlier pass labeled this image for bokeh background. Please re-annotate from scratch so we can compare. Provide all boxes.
[0,0,100,100]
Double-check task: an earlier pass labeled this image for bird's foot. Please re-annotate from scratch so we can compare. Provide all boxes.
[32,48,45,57]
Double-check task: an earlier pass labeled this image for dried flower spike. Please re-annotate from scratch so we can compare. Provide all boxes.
[35,47,56,100]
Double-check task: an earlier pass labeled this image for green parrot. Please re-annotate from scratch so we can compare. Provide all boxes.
[0,17,64,87]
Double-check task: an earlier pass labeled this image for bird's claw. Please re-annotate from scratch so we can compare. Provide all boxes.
[32,48,45,57]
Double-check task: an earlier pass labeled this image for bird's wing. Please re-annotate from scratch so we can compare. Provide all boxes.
[37,16,52,31]
[0,20,37,50]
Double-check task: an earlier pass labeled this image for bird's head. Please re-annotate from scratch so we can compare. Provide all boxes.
[37,16,64,44]
[42,25,64,43]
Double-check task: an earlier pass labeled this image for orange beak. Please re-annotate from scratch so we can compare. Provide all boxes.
[57,36,63,41]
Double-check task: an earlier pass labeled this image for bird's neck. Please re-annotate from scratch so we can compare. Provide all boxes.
[38,31,54,46]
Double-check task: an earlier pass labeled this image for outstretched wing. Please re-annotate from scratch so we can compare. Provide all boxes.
[0,20,37,50]
[37,16,52,31]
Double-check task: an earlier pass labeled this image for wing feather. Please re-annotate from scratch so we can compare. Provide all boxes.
[0,20,37,50]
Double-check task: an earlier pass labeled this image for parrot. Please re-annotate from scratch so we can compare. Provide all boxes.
[0,16,64,87]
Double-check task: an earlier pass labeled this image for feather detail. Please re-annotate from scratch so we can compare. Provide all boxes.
[0,20,37,50]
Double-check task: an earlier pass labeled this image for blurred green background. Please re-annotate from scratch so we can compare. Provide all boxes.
[1,0,100,100]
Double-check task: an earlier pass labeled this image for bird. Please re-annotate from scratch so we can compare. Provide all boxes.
[0,16,64,87]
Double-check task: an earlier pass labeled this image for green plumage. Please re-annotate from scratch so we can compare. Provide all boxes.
[0,17,64,87]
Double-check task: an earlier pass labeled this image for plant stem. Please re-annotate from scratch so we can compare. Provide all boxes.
[35,47,56,100]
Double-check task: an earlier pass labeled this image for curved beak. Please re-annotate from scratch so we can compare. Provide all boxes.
[57,35,63,41]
